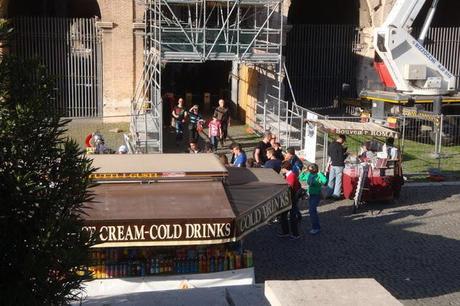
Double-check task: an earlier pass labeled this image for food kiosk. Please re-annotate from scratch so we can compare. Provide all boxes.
[308,119,403,213]
[79,154,290,297]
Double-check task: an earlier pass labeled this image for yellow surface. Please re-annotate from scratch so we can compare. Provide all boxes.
[363,96,460,104]
[238,64,258,125]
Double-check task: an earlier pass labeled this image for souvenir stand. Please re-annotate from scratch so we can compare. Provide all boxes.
[80,154,290,297]
[307,119,403,213]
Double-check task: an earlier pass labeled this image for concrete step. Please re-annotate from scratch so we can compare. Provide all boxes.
[76,284,269,305]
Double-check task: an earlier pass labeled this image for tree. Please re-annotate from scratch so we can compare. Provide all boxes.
[0,55,96,304]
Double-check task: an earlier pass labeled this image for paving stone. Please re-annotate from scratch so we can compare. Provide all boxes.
[245,186,460,306]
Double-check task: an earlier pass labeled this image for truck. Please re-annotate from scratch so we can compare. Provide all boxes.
[348,0,460,144]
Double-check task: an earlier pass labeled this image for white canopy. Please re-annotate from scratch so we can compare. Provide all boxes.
[311,119,399,139]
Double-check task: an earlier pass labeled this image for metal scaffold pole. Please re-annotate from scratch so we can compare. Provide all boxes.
[131,0,285,153]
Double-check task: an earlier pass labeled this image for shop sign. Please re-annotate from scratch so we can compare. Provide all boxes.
[82,221,234,244]
[333,128,396,138]
[235,189,291,238]
[402,108,441,125]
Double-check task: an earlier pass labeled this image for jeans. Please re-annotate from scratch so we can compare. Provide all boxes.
[210,136,219,151]
[327,166,344,198]
[175,121,184,141]
[308,194,321,230]
[280,206,299,237]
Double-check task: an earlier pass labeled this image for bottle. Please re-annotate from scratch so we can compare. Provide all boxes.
[228,253,234,270]
[235,254,241,269]
[210,257,215,273]
[224,255,229,271]
[217,257,222,272]
[247,250,253,267]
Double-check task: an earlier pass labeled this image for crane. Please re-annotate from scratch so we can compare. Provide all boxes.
[359,0,460,117]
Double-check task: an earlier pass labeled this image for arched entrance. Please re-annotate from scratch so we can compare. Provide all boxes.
[8,0,103,117]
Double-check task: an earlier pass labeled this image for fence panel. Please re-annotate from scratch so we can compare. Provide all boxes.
[439,115,460,178]
[12,17,103,117]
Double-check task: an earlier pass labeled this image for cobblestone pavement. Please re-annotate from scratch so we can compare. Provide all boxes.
[245,185,460,306]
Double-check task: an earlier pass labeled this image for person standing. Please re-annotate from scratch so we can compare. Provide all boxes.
[253,131,272,166]
[327,134,347,200]
[172,98,187,144]
[299,163,327,235]
[188,105,204,143]
[231,143,247,167]
[264,148,282,173]
[214,99,230,146]
[208,116,222,151]
[278,160,301,240]
[284,147,304,176]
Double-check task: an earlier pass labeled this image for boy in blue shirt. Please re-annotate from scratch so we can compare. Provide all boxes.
[232,143,247,167]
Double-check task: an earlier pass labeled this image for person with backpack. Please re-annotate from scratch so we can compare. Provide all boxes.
[188,105,204,143]
[278,160,302,240]
[299,163,327,235]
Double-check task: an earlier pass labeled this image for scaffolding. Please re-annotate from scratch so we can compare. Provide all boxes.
[131,0,284,153]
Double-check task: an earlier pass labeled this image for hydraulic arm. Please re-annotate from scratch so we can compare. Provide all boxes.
[373,0,456,96]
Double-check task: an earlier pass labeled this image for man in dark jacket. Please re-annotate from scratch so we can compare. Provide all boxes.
[327,134,347,199]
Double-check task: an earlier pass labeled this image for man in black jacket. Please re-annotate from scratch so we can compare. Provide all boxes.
[327,134,347,199]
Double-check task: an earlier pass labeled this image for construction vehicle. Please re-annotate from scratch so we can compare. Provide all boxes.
[356,0,460,120]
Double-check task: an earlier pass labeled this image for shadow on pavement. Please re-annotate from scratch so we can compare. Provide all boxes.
[245,186,460,302]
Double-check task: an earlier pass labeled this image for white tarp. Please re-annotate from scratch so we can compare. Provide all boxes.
[76,268,254,300]
[312,119,399,139]
[303,112,318,163]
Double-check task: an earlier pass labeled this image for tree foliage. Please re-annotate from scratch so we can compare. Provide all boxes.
[0,56,96,304]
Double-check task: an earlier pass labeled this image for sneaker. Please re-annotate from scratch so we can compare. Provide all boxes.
[289,235,300,240]
[309,229,321,235]
[277,232,289,238]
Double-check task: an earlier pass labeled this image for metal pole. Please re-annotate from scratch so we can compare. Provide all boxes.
[323,132,329,172]
[278,1,283,145]
[437,114,443,170]
[144,111,148,153]
[419,0,440,45]
[284,62,297,106]
[401,116,406,155]
[263,98,267,131]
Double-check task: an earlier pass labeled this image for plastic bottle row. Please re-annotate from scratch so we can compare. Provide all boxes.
[88,246,253,279]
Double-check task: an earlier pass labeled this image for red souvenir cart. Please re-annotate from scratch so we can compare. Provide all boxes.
[313,119,403,213]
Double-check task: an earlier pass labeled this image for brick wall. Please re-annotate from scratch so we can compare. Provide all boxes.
[97,0,143,118]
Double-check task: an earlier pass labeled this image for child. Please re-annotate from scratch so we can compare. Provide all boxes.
[208,116,222,151]
[299,163,327,235]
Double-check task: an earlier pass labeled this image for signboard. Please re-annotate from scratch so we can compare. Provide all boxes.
[82,219,235,247]
[235,188,291,239]
[332,128,396,138]
[402,108,441,125]
[304,112,318,163]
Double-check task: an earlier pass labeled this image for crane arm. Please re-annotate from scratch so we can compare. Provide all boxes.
[373,0,456,96]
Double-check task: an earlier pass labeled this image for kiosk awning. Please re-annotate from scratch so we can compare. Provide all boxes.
[82,155,290,248]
